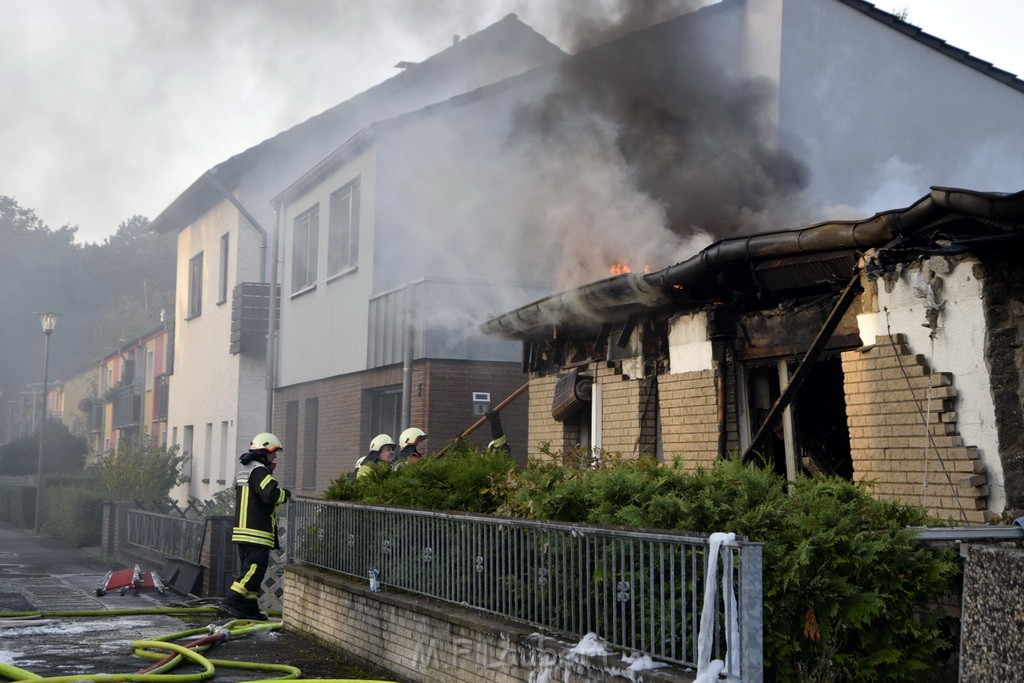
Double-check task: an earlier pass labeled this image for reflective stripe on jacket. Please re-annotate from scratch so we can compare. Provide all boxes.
[231,460,288,548]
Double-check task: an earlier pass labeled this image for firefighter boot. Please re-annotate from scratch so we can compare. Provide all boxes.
[243,598,268,621]
[220,591,248,620]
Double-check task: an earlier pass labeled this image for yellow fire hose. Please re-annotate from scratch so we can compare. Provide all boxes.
[0,609,395,683]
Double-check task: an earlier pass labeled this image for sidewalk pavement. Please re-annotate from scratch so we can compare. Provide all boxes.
[0,522,392,681]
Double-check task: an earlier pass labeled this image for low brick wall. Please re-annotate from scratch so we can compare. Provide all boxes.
[284,564,696,683]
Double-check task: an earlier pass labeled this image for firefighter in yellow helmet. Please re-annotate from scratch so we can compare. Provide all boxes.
[221,432,290,621]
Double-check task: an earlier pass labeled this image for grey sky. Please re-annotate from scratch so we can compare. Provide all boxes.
[2,0,1021,245]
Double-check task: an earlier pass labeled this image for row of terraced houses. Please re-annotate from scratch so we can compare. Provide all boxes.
[14,0,1024,522]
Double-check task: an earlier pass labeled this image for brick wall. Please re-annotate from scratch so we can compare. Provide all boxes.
[274,361,527,494]
[842,334,989,523]
[284,565,695,683]
[526,374,574,461]
[421,359,528,463]
[595,364,657,458]
[659,370,719,470]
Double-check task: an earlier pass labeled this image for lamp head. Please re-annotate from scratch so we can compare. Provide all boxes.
[39,312,58,334]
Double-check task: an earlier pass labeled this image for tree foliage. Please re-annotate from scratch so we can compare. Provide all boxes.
[0,198,175,413]
[0,421,87,475]
[323,451,959,681]
[93,435,184,509]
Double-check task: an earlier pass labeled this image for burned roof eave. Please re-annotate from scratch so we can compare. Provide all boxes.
[480,187,1024,340]
[480,271,673,339]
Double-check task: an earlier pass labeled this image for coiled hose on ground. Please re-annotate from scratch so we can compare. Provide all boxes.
[0,608,393,683]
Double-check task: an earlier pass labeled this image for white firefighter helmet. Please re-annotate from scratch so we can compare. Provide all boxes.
[399,427,427,449]
[250,432,283,452]
[369,434,396,453]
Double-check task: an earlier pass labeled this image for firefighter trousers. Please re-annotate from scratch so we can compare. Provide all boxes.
[227,543,270,602]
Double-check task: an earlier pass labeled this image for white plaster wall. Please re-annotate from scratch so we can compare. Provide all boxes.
[861,257,1004,511]
[167,198,248,504]
[668,311,713,373]
[278,146,378,387]
[775,0,1024,211]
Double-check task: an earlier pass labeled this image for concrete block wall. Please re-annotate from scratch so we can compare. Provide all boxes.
[842,334,988,523]
[658,370,719,470]
[284,565,696,683]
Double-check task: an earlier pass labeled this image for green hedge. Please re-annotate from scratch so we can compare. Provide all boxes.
[41,486,104,547]
[324,448,959,682]
[0,486,37,527]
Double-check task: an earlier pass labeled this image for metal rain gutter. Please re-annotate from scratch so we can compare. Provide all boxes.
[479,187,1024,340]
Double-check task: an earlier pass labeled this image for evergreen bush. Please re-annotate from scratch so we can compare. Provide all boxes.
[42,486,104,547]
[322,450,958,681]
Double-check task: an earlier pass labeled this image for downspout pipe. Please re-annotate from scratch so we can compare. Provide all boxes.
[401,301,414,432]
[204,170,268,283]
[266,203,282,430]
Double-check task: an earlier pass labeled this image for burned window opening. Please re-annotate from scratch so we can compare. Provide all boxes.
[744,355,852,481]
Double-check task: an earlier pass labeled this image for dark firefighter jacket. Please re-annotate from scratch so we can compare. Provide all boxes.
[231,458,290,548]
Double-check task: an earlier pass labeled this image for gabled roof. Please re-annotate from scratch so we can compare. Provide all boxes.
[150,14,564,235]
[480,187,1024,339]
[839,0,1024,92]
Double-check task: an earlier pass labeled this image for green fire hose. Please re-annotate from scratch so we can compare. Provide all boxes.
[0,609,394,683]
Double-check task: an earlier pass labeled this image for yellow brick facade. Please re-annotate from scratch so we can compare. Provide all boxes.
[525,374,571,461]
[594,364,656,459]
[657,369,719,470]
[842,334,989,523]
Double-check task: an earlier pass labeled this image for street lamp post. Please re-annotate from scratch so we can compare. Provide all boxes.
[33,312,58,535]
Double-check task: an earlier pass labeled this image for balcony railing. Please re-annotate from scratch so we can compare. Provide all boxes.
[231,282,278,355]
[111,383,142,430]
[155,374,170,422]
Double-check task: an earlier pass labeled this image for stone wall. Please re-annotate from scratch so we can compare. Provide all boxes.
[842,334,989,523]
[284,564,696,683]
[959,543,1024,682]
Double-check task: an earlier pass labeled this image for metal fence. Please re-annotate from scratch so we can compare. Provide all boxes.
[288,498,763,680]
[125,509,205,564]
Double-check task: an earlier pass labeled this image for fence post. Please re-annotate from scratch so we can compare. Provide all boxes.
[740,542,764,683]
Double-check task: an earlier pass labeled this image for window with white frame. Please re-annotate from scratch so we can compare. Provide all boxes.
[188,252,203,318]
[328,178,360,276]
[292,204,319,292]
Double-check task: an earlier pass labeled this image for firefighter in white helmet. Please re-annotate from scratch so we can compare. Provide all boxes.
[221,432,290,621]
[351,434,397,479]
[394,427,428,466]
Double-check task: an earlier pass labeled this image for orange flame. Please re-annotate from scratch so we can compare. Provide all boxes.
[609,261,651,275]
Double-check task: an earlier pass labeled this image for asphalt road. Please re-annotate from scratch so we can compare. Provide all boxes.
[0,522,395,681]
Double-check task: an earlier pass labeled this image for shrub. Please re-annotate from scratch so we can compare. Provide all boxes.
[41,486,104,546]
[322,450,958,681]
[93,435,184,508]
